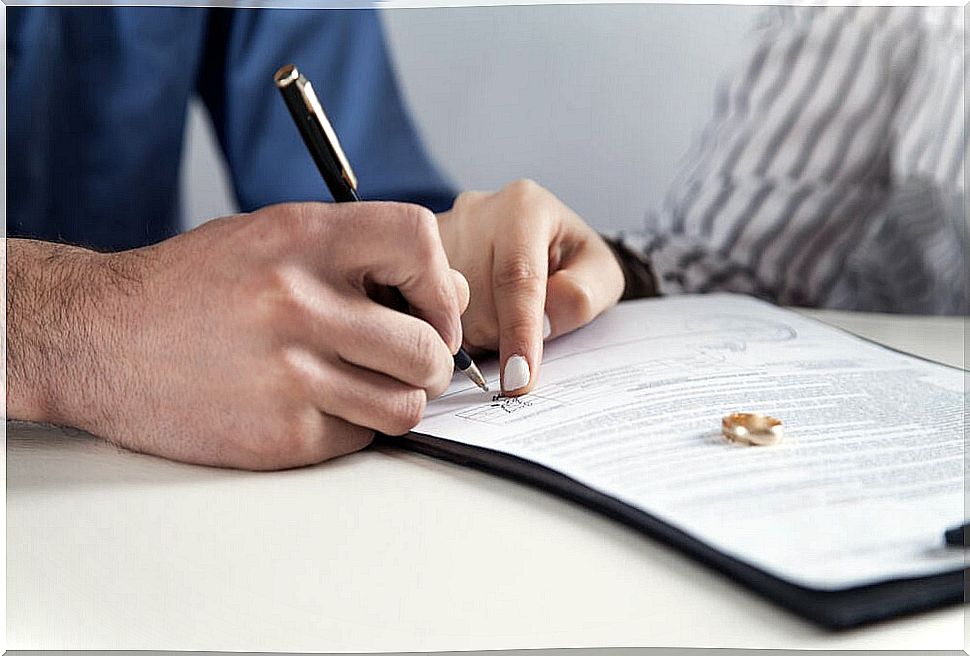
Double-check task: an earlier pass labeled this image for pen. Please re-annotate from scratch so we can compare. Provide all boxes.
[274,64,489,392]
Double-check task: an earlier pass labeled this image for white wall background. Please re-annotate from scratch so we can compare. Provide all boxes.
[181,4,763,233]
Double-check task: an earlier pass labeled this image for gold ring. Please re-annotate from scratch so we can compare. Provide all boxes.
[721,412,783,446]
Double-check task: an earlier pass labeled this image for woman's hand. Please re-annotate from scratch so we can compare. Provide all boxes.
[438,179,624,395]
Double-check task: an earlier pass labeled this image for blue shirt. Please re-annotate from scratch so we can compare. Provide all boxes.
[8,7,456,251]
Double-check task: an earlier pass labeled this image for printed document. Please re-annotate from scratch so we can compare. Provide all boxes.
[416,294,966,589]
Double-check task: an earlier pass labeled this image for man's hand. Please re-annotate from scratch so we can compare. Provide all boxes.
[437,179,624,395]
[6,202,468,470]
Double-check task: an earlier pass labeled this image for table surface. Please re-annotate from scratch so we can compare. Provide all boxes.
[7,307,966,651]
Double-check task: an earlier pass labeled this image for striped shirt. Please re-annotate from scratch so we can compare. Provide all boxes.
[621,5,966,315]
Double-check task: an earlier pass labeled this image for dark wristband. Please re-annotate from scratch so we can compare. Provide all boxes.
[602,236,660,301]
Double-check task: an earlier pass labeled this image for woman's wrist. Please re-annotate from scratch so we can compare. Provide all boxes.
[601,235,660,301]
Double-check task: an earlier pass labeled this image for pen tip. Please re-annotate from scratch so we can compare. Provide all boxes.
[464,361,489,392]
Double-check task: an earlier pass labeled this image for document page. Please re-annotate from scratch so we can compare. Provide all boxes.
[415,294,965,589]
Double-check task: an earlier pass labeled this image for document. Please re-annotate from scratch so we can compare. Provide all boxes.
[415,294,965,590]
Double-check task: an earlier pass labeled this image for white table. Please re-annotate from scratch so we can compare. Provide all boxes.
[6,308,966,651]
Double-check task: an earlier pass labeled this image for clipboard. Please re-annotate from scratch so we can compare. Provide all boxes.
[382,295,967,630]
[383,431,965,629]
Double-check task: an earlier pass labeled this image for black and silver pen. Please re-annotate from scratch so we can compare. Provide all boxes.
[274,64,489,392]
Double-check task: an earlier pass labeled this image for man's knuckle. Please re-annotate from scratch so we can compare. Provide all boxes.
[258,266,305,316]
[324,425,376,459]
[435,278,459,311]
[413,207,444,254]
[427,363,453,400]
[278,348,315,394]
[389,391,426,434]
[353,429,376,451]
[279,411,324,462]
[398,203,435,235]
[228,434,277,470]
[455,189,488,209]
[244,268,293,324]
[431,344,455,387]
[406,327,439,377]
[410,324,436,358]
[238,413,314,470]
[273,203,312,239]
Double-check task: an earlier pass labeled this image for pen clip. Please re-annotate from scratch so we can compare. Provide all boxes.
[274,64,358,192]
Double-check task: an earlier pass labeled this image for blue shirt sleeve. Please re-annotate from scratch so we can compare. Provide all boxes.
[197,9,457,214]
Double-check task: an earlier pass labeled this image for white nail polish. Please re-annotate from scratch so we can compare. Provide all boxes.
[542,313,552,340]
[502,355,531,392]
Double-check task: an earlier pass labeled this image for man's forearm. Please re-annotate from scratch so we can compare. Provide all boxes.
[6,238,115,424]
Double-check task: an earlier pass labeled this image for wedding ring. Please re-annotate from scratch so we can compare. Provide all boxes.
[721,412,783,446]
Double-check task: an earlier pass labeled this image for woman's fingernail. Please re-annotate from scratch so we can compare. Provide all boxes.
[542,313,552,340]
[502,355,531,392]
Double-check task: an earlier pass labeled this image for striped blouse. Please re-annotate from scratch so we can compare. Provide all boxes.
[619,5,966,315]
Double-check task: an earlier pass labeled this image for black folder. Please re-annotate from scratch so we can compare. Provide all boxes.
[382,431,966,630]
